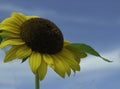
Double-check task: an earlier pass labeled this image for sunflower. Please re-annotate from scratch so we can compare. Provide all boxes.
[0,12,87,81]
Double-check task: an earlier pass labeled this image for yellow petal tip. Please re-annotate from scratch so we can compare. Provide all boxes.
[4,60,8,63]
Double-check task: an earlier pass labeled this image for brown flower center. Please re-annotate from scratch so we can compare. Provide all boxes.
[20,18,64,54]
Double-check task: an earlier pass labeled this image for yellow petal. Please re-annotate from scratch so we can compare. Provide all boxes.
[64,40,70,46]
[65,46,87,63]
[4,46,21,62]
[0,31,20,38]
[1,17,22,28]
[0,26,20,34]
[0,39,25,48]
[43,54,54,69]
[65,57,80,72]
[59,48,80,72]
[1,17,22,27]
[29,52,41,73]
[1,18,14,26]
[26,16,39,20]
[1,18,10,24]
[15,45,32,59]
[38,59,47,81]
[59,57,71,76]
[10,17,24,26]
[11,12,26,24]
[51,55,66,78]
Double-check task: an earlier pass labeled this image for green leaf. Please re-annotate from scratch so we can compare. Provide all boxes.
[68,43,112,62]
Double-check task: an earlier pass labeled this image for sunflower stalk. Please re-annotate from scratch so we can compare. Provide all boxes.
[35,72,40,89]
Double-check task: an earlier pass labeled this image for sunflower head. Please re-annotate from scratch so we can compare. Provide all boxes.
[0,12,83,80]
[20,18,64,54]
[0,12,110,81]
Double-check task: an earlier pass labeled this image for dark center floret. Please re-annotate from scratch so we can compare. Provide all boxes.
[20,18,64,54]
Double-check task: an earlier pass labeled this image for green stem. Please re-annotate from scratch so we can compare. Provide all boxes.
[35,72,40,89]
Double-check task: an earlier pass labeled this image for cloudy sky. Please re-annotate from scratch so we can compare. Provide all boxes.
[0,0,120,89]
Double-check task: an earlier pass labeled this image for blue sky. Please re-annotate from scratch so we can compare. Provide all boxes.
[0,0,120,89]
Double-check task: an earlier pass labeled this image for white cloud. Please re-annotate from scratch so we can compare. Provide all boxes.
[0,48,119,89]
[81,48,120,71]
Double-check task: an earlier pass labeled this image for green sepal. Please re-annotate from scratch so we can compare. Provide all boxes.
[68,43,112,62]
[0,30,8,43]
[65,45,87,63]
[0,36,2,43]
[21,57,28,63]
